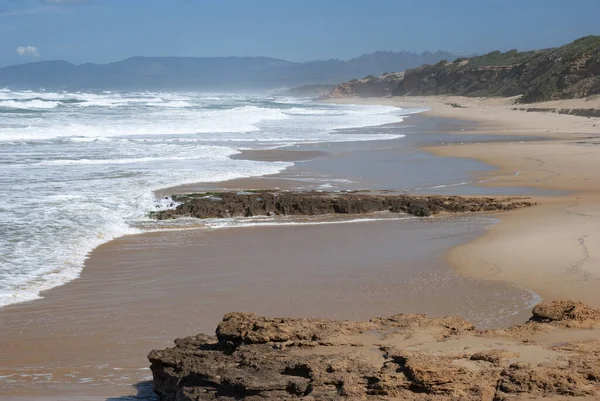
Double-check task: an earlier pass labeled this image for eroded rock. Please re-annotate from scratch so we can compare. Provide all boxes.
[531,300,600,322]
[148,301,600,400]
[469,349,519,365]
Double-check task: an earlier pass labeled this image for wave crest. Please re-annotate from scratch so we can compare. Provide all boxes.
[0,99,61,109]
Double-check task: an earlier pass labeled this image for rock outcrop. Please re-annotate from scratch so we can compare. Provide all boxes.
[328,73,404,98]
[512,107,600,118]
[148,301,600,400]
[530,300,600,322]
[151,191,534,220]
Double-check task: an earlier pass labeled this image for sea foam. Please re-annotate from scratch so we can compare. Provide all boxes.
[0,90,413,307]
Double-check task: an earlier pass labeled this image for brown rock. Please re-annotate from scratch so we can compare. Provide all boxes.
[148,302,600,400]
[496,362,597,398]
[531,300,600,322]
[470,349,520,365]
[401,354,469,392]
[216,312,373,345]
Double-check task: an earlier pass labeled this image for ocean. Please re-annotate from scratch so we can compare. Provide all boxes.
[0,89,414,307]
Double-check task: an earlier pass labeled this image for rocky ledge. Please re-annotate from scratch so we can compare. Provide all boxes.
[512,107,600,118]
[148,301,600,400]
[152,191,534,220]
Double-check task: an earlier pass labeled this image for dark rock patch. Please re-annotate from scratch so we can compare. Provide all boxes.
[151,191,534,220]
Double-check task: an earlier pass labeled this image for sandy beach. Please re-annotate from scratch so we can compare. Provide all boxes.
[1,2,599,399]
[2,95,600,400]
[330,95,600,306]
[1,112,543,400]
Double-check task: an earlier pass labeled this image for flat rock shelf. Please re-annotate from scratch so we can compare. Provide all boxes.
[152,191,535,220]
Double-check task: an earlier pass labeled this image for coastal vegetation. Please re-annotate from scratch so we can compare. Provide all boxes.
[330,36,600,103]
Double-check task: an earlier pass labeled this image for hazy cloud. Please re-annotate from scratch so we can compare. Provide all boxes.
[0,7,44,16]
[0,0,87,16]
[16,45,40,56]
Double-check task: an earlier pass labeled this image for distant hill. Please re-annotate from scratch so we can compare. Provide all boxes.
[0,51,458,91]
[274,84,335,98]
[329,36,600,103]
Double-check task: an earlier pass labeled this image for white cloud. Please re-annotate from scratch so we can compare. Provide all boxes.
[16,46,40,57]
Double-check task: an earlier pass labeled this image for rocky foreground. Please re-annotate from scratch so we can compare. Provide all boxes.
[148,301,600,401]
[152,191,534,220]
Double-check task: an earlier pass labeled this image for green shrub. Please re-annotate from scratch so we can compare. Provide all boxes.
[393,35,600,101]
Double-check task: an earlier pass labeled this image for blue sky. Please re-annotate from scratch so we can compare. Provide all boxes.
[1,0,599,66]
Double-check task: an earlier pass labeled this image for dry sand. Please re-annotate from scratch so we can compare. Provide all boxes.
[329,95,600,137]
[330,95,600,307]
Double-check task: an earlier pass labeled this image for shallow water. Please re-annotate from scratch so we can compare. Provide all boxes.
[272,115,563,196]
[1,95,549,400]
[0,215,538,399]
[0,90,416,307]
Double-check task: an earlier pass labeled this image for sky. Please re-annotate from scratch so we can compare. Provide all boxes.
[1,0,599,67]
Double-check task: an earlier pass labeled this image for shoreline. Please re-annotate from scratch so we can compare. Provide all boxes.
[326,95,600,136]
[328,95,600,307]
[159,113,557,199]
[3,96,599,400]
[0,215,542,399]
[0,106,549,400]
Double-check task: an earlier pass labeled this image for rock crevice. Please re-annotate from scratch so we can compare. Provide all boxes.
[148,301,600,400]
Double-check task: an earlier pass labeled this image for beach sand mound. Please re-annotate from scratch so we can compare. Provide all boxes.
[148,301,600,400]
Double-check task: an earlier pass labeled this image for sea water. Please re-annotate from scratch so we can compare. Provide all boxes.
[0,89,412,306]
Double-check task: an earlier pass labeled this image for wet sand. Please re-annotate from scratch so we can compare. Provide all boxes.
[0,216,537,399]
[331,95,600,308]
[161,115,555,197]
[0,111,553,400]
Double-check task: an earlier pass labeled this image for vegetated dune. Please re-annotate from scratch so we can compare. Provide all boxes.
[330,36,600,103]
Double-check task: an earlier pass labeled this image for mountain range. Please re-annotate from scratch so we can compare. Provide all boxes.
[0,51,458,90]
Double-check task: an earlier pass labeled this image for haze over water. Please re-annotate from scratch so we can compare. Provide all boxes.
[0,89,411,307]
